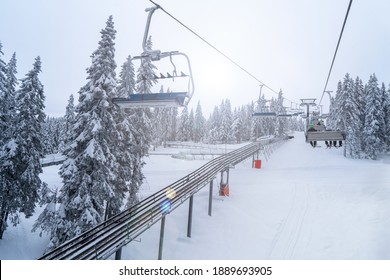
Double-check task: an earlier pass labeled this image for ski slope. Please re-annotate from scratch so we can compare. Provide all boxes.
[1,132,389,260]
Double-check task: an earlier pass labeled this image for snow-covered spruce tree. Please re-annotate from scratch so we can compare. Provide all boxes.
[349,76,365,158]
[41,16,128,249]
[188,108,194,142]
[59,94,76,152]
[193,101,206,143]
[178,106,189,141]
[117,55,135,98]
[32,184,59,238]
[339,74,359,157]
[231,108,243,143]
[116,55,149,208]
[385,85,390,151]
[150,87,165,149]
[0,49,18,239]
[251,94,267,139]
[133,35,156,155]
[268,98,277,135]
[379,83,389,151]
[0,43,8,146]
[276,90,287,136]
[0,57,46,239]
[167,107,178,141]
[208,106,221,143]
[42,117,63,154]
[243,103,254,141]
[220,99,233,143]
[326,94,337,130]
[329,81,345,131]
[136,36,157,94]
[363,74,383,159]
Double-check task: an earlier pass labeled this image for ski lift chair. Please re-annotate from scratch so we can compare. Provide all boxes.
[113,6,195,108]
[252,112,277,118]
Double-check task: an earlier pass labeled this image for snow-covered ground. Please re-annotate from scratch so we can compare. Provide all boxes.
[1,132,390,260]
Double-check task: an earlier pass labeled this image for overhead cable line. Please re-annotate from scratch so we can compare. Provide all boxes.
[149,0,298,106]
[319,0,353,106]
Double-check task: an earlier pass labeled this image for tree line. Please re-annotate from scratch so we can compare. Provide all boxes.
[327,73,390,159]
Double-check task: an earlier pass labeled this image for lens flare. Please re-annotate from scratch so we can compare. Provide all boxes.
[160,199,171,214]
[166,188,176,200]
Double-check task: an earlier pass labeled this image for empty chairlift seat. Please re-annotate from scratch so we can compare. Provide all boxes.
[252,112,277,117]
[113,92,188,108]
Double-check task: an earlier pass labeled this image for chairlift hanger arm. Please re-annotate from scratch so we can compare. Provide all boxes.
[136,6,195,107]
[143,5,161,60]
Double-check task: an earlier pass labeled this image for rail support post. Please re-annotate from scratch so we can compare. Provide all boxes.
[187,195,194,238]
[226,168,230,184]
[158,216,166,260]
[208,180,213,216]
[252,153,255,168]
[115,248,122,260]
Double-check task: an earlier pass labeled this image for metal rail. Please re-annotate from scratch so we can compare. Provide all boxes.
[39,138,286,260]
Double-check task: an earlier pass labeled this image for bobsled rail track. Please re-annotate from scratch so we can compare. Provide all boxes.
[39,137,286,260]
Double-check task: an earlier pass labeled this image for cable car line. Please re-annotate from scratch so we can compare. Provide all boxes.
[318,0,353,107]
[149,0,299,106]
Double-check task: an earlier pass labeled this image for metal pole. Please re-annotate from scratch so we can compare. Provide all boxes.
[252,154,255,168]
[208,180,213,216]
[158,216,166,260]
[115,248,122,260]
[226,168,230,184]
[187,195,194,237]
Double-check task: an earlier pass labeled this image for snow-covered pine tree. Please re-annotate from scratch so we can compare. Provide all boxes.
[59,94,76,152]
[32,184,58,238]
[334,78,348,131]
[339,74,359,157]
[267,98,277,136]
[1,51,18,150]
[167,107,178,141]
[363,74,383,159]
[243,103,254,141]
[121,45,156,206]
[42,117,62,154]
[42,16,128,249]
[136,36,157,94]
[133,35,155,155]
[150,86,170,148]
[117,55,135,97]
[276,90,287,136]
[208,106,221,143]
[327,94,337,130]
[385,85,390,151]
[0,48,18,239]
[251,94,266,139]
[193,101,206,142]
[350,76,365,158]
[379,83,389,151]
[0,43,8,146]
[178,107,189,141]
[0,56,46,239]
[231,108,243,143]
[118,40,157,208]
[220,99,233,143]
[188,108,194,142]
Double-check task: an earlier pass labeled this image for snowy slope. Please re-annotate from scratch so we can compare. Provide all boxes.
[1,132,389,260]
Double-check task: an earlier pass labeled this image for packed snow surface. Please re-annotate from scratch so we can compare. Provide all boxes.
[1,132,389,260]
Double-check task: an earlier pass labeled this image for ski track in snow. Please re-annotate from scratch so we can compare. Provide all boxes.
[268,184,311,259]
